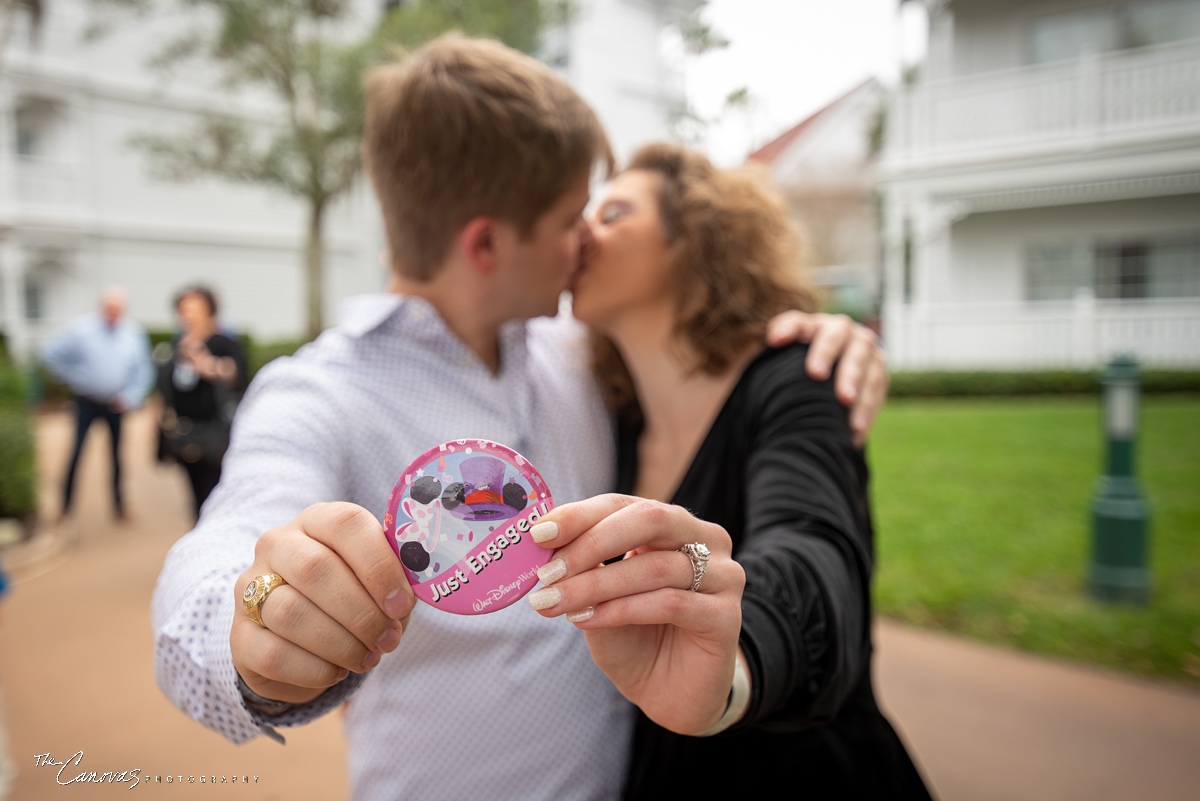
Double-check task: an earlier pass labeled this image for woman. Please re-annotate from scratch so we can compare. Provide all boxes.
[158,286,247,519]
[528,143,932,798]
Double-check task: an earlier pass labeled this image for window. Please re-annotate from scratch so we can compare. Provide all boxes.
[1026,237,1200,301]
[1126,0,1200,48]
[16,130,38,157]
[1026,242,1093,301]
[1029,1,1200,64]
[23,278,43,322]
[902,218,914,304]
[1030,6,1119,64]
[15,96,66,159]
[1096,242,1148,299]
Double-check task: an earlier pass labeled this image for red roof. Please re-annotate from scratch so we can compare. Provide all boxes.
[747,79,874,165]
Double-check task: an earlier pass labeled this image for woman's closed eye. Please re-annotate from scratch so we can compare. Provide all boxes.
[598,203,630,225]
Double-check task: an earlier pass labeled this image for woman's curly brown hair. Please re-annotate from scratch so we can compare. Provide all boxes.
[589,142,819,415]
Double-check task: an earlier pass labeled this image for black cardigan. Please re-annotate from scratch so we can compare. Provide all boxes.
[618,344,932,800]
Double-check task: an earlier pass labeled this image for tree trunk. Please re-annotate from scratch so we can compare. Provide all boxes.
[304,200,325,340]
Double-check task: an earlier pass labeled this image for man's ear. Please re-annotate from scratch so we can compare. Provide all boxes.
[460,217,500,275]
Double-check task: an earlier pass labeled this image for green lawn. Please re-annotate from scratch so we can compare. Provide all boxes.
[869,395,1200,687]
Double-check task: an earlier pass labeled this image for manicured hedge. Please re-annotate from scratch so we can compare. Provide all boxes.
[889,369,1200,398]
[0,362,38,520]
[245,337,307,379]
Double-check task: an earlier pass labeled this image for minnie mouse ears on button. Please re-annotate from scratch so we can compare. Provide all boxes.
[384,440,555,615]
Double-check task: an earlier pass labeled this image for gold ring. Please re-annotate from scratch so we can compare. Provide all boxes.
[242,573,287,628]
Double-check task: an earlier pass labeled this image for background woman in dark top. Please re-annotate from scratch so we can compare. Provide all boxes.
[527,143,932,798]
[158,286,247,519]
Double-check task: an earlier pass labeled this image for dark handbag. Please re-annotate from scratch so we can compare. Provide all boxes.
[158,356,239,468]
[159,406,232,467]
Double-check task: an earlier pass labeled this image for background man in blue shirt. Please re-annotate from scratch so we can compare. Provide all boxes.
[41,286,154,520]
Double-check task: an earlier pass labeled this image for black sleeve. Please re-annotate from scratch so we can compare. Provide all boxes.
[208,334,250,391]
[731,346,873,733]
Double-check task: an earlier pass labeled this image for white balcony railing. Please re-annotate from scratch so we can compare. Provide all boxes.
[883,298,1200,370]
[889,38,1200,164]
[14,156,80,209]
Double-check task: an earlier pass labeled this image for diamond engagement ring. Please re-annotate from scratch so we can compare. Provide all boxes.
[678,543,711,592]
[243,573,287,627]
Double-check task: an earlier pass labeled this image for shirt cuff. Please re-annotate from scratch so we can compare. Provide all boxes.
[241,671,367,743]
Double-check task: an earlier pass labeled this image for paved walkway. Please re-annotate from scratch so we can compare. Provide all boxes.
[1,408,1198,800]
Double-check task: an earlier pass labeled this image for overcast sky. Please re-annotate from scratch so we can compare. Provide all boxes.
[682,0,927,165]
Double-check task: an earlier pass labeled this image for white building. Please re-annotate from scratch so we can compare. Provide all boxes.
[748,79,886,323]
[0,0,701,362]
[880,0,1200,369]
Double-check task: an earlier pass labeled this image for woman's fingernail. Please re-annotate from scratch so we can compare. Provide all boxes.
[566,607,595,624]
[530,521,559,543]
[528,587,562,611]
[537,558,568,585]
[361,651,382,671]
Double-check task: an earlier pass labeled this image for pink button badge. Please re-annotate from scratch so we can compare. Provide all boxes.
[384,440,554,615]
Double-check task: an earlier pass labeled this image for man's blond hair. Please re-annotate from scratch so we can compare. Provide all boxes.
[364,33,613,280]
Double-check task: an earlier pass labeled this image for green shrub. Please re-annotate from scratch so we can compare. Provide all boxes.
[146,328,176,352]
[889,369,1200,398]
[0,364,37,520]
[247,338,308,379]
[0,362,26,409]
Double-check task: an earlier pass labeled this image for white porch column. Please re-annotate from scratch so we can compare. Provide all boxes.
[1072,287,1097,368]
[880,187,910,367]
[925,0,955,83]
[0,82,30,364]
[0,82,15,222]
[0,238,28,364]
[910,197,964,370]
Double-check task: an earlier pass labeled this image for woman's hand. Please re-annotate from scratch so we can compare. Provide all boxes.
[176,334,207,362]
[527,494,745,735]
[177,336,236,384]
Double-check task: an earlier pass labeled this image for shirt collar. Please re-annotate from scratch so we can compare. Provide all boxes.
[336,293,528,372]
[337,294,407,337]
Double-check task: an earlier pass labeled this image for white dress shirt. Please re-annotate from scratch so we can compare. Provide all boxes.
[152,294,632,800]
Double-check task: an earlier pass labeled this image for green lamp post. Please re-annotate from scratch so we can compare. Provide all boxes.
[1089,354,1151,603]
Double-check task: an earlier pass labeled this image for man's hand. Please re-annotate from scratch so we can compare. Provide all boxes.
[230,502,415,706]
[766,311,888,447]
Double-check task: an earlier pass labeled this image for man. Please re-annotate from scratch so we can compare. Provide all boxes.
[152,35,888,800]
[41,286,154,520]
